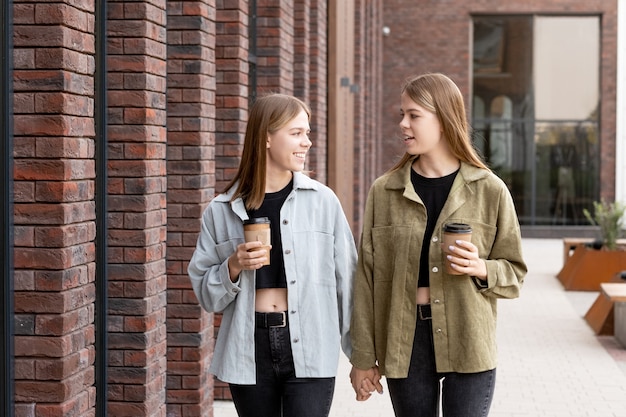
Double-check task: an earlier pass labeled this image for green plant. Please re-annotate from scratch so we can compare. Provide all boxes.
[583,200,626,250]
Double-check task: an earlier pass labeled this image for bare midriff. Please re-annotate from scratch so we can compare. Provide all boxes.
[255,288,288,312]
[416,287,430,305]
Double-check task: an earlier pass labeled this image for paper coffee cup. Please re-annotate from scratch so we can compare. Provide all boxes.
[442,222,472,275]
[243,217,271,265]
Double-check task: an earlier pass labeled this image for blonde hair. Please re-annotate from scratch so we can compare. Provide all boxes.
[224,93,311,210]
[389,73,488,173]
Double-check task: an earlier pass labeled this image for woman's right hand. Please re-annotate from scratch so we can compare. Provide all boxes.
[349,365,384,401]
[227,241,271,281]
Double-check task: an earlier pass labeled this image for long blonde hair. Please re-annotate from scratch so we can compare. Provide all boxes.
[389,73,488,173]
[224,93,311,210]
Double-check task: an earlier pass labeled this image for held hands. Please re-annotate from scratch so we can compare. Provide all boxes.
[443,239,488,279]
[350,366,384,401]
[227,241,271,281]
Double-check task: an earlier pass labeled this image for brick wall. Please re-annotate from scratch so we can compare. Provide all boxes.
[256,0,294,95]
[380,0,618,202]
[9,0,383,415]
[215,1,249,196]
[353,0,383,235]
[106,0,168,416]
[166,1,216,416]
[12,1,97,416]
[306,0,328,184]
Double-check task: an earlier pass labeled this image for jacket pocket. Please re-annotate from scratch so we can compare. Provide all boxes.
[371,226,411,282]
[215,240,238,263]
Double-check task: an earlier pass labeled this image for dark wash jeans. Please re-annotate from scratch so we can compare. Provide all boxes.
[387,318,496,417]
[229,324,335,417]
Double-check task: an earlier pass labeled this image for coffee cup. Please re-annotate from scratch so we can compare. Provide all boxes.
[442,222,472,275]
[243,217,271,265]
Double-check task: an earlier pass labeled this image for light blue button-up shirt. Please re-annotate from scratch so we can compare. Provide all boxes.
[188,172,356,384]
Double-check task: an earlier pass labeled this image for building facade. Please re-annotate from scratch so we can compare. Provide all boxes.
[1,0,624,416]
[380,0,624,235]
[1,1,383,416]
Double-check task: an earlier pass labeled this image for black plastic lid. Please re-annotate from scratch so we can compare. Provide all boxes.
[443,222,472,233]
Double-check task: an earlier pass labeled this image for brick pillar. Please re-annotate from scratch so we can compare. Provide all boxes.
[257,0,294,95]
[12,1,97,416]
[213,1,249,399]
[294,0,310,103]
[106,1,168,416]
[166,1,216,416]
[353,0,383,234]
[306,0,328,183]
[215,1,249,194]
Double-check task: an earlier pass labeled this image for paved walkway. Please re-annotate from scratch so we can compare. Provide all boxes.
[214,238,626,416]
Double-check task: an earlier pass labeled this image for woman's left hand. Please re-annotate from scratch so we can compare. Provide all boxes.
[445,239,488,279]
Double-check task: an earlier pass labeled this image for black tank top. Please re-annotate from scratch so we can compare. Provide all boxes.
[411,168,458,287]
[247,179,293,289]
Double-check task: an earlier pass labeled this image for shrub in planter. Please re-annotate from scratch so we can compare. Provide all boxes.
[583,200,625,250]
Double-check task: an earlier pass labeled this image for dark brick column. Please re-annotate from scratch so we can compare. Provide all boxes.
[166,1,217,416]
[353,0,383,234]
[213,0,250,399]
[12,1,97,416]
[214,1,249,194]
[302,0,327,182]
[256,0,294,95]
[106,1,168,416]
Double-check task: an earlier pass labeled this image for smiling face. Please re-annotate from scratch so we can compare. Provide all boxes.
[399,92,449,158]
[266,109,312,176]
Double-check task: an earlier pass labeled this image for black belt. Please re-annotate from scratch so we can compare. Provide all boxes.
[256,311,288,328]
[417,304,432,320]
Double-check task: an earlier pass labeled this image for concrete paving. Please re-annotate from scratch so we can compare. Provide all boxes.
[214,238,626,416]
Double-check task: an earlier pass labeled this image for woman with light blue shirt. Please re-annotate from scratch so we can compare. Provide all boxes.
[188,93,357,417]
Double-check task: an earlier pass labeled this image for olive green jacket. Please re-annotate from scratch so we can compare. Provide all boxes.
[350,160,527,377]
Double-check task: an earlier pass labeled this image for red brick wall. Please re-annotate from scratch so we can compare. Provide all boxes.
[9,0,383,415]
[256,0,294,95]
[380,0,617,201]
[215,1,249,195]
[353,0,384,235]
[301,0,328,183]
[166,1,216,416]
[12,1,97,416]
[106,0,168,416]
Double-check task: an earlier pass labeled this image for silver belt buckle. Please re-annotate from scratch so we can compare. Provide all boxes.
[418,305,430,320]
[272,311,287,328]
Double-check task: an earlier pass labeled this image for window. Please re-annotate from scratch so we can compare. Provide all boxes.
[472,15,600,226]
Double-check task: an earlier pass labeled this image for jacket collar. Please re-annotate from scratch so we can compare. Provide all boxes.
[385,157,490,191]
[213,171,319,219]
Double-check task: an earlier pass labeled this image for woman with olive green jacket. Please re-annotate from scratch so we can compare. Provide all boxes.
[349,73,527,417]
[350,160,526,377]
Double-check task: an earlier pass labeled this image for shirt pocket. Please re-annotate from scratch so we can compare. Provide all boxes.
[214,239,239,264]
[293,231,336,286]
[371,225,411,282]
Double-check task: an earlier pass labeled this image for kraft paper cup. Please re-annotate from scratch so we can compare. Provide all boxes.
[243,217,271,266]
[442,222,472,275]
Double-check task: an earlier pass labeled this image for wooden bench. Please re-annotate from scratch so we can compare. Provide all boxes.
[562,237,593,264]
[563,238,626,264]
[584,279,626,335]
[604,283,626,348]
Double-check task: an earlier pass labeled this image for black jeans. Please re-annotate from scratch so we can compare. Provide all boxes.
[387,317,496,417]
[229,323,335,417]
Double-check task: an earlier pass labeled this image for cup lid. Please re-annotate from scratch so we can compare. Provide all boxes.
[443,222,472,233]
[244,217,270,225]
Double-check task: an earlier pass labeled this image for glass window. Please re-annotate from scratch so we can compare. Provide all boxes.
[472,15,600,226]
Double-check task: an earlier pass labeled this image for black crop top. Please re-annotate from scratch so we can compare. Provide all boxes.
[411,168,458,288]
[247,179,293,289]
